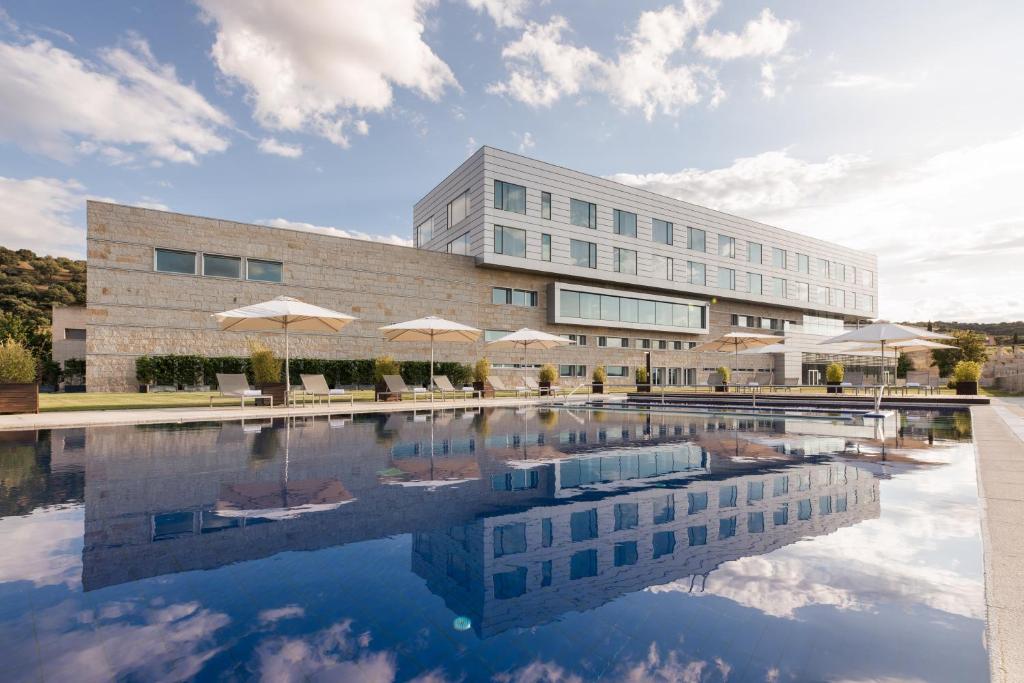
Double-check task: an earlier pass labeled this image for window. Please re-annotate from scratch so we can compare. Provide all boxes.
[772,247,786,268]
[814,284,829,304]
[748,511,765,533]
[688,261,706,286]
[155,248,196,274]
[606,365,629,377]
[796,281,809,301]
[748,242,762,263]
[731,314,752,327]
[748,481,764,503]
[861,269,874,287]
[831,262,845,281]
[719,516,737,539]
[542,518,552,547]
[772,277,787,297]
[570,239,597,268]
[484,330,512,342]
[494,225,526,258]
[153,511,194,541]
[717,267,736,290]
[415,217,433,247]
[447,233,471,255]
[541,233,551,261]
[652,530,676,558]
[559,364,587,377]
[652,218,673,245]
[718,234,735,258]
[598,336,630,348]
[613,209,637,237]
[653,494,675,524]
[656,339,668,350]
[687,525,708,547]
[652,254,672,280]
[847,265,857,284]
[492,287,537,307]
[748,272,762,295]
[797,253,809,273]
[636,338,651,349]
[719,485,738,508]
[493,523,527,557]
[773,475,789,497]
[614,541,638,567]
[203,254,241,278]
[570,509,599,542]
[563,333,587,346]
[247,259,282,283]
[830,289,846,308]
[570,549,598,580]
[688,227,706,252]
[447,190,469,227]
[816,257,829,277]
[861,293,874,311]
[570,198,597,228]
[64,328,86,341]
[541,191,551,220]
[494,567,527,598]
[494,180,526,213]
[614,247,637,274]
[774,504,789,526]
[687,491,708,514]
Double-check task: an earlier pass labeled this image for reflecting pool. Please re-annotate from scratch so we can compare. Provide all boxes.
[0,407,986,681]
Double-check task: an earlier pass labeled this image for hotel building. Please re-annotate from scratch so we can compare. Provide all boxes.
[84,146,881,391]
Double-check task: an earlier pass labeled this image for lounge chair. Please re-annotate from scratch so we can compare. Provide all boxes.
[521,376,546,396]
[432,375,479,400]
[706,372,726,391]
[298,374,354,406]
[377,374,429,402]
[487,376,527,397]
[210,373,273,408]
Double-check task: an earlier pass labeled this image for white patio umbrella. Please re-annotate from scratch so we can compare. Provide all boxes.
[692,332,782,369]
[379,316,481,387]
[821,322,952,385]
[487,328,574,369]
[846,338,956,380]
[213,296,357,401]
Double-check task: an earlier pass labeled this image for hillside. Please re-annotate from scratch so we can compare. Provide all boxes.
[903,320,1024,343]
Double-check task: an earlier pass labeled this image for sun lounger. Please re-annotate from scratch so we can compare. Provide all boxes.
[298,374,354,406]
[210,373,273,408]
[487,376,528,397]
[378,374,428,401]
[432,375,479,400]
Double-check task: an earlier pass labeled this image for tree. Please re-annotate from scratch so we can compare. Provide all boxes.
[1014,333,1020,350]
[927,321,933,332]
[897,352,913,379]
[931,330,988,376]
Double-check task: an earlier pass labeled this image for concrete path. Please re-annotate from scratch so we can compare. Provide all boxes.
[972,400,1024,683]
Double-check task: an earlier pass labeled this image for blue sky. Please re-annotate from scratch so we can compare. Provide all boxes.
[1,0,1022,321]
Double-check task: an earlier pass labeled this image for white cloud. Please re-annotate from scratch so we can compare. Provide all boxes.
[0,176,89,257]
[466,135,478,157]
[198,0,458,148]
[464,0,530,28]
[250,620,396,682]
[489,2,792,119]
[257,137,303,158]
[0,26,230,164]
[0,505,83,589]
[516,131,534,152]
[826,72,916,90]
[259,218,413,247]
[759,62,776,98]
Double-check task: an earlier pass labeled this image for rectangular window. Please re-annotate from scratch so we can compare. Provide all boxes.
[614,247,637,274]
[494,567,527,598]
[717,267,736,290]
[748,242,762,264]
[816,257,829,277]
[484,329,512,342]
[748,272,762,295]
[861,269,874,287]
[563,333,587,346]
[494,225,526,258]
[688,227,706,252]
[652,218,673,245]
[718,234,735,258]
[447,190,469,227]
[64,328,86,341]
[247,259,282,283]
[493,180,526,213]
[559,287,705,330]
[155,248,196,274]
[606,365,629,377]
[580,292,600,319]
[601,295,620,321]
[846,265,857,284]
[613,209,637,237]
[570,198,597,229]
[636,338,651,349]
[614,541,638,567]
[797,253,809,273]
[796,281,809,301]
[559,289,580,317]
[203,253,241,278]
[541,191,551,220]
[814,284,829,304]
[493,523,527,557]
[415,217,433,247]
[832,262,845,281]
[541,233,551,261]
[772,247,786,268]
[688,261,706,286]
[830,289,846,308]
[719,485,738,508]
[570,239,597,268]
[570,509,599,542]
[652,530,676,558]
[570,549,598,580]
[446,233,471,255]
[772,277,787,297]
[653,494,675,524]
[652,254,672,280]
[687,491,708,514]
[492,287,537,307]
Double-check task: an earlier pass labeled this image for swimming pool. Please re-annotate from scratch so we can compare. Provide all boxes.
[0,407,986,681]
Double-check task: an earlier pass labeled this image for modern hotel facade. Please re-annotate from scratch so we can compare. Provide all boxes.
[84,146,880,392]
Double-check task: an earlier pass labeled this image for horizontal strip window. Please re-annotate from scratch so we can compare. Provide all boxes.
[485,329,512,342]
[156,248,280,283]
[562,334,587,346]
[570,198,597,229]
[492,287,538,307]
[559,364,587,378]
[605,365,629,377]
[494,225,526,258]
[203,253,241,279]
[494,180,526,214]
[155,248,197,274]
[247,259,283,283]
[598,336,630,348]
[559,289,706,330]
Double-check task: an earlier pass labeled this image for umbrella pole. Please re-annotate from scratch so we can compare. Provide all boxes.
[285,326,291,407]
[430,335,435,402]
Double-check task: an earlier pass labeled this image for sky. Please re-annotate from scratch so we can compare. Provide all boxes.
[0,0,1022,323]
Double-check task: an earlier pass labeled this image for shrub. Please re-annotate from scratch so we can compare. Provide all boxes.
[373,356,401,383]
[135,355,155,385]
[635,366,649,384]
[825,362,845,383]
[952,360,981,383]
[175,355,204,386]
[248,341,282,384]
[63,358,86,385]
[716,365,731,383]
[473,357,491,383]
[0,339,36,383]
[592,365,607,384]
[151,355,178,386]
[538,364,557,383]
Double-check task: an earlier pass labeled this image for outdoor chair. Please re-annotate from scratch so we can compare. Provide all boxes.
[298,374,354,406]
[521,376,554,396]
[378,374,429,402]
[706,372,725,391]
[211,373,273,408]
[432,375,479,400]
[487,376,528,397]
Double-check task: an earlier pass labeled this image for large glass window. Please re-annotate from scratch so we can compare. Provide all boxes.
[415,217,433,247]
[688,261,706,286]
[494,567,527,598]
[748,242,762,263]
[570,549,598,579]
[772,247,786,268]
[579,292,600,319]
[493,523,527,557]
[652,254,672,280]
[570,239,597,268]
[748,272,762,294]
[541,233,551,261]
[718,234,735,258]
[772,277,787,297]
[447,233,470,255]
[494,180,526,213]
[614,247,637,274]
[558,288,705,330]
[652,530,676,558]
[796,281,809,301]
[717,267,736,290]
[570,198,597,229]
[447,190,469,227]
[494,225,526,258]
[613,209,637,237]
[492,287,537,307]
[202,254,240,278]
[688,227,706,252]
[559,290,580,317]
[797,253,809,273]
[570,509,599,542]
[155,248,196,274]
[247,259,282,282]
[600,295,620,321]
[652,218,673,245]
[541,191,551,220]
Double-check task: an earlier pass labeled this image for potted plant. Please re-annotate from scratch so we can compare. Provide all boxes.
[136,355,155,392]
[373,355,402,401]
[473,357,494,398]
[825,362,845,393]
[249,340,285,405]
[953,360,981,395]
[0,339,39,414]
[538,364,557,395]
[635,366,651,392]
[592,365,607,394]
[716,366,731,392]
[62,358,86,392]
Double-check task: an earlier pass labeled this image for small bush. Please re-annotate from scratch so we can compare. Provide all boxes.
[374,356,401,383]
[249,341,282,384]
[592,365,607,384]
[0,339,36,383]
[716,365,731,383]
[635,367,649,384]
[474,357,491,383]
[953,360,981,383]
[538,364,557,383]
[825,362,845,383]
[135,355,155,385]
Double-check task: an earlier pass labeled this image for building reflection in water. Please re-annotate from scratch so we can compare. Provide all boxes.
[24,407,889,634]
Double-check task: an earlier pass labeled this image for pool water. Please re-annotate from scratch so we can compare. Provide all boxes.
[0,408,986,682]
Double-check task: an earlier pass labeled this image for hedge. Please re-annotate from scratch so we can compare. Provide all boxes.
[135,354,473,389]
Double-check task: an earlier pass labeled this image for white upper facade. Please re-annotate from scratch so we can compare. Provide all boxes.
[413,146,878,320]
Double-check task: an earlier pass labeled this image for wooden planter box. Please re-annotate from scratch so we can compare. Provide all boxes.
[256,382,287,405]
[636,383,652,393]
[475,381,495,398]
[956,381,978,395]
[715,384,728,393]
[539,380,553,396]
[375,381,401,401]
[591,383,604,394]
[827,382,843,394]
[0,383,39,414]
